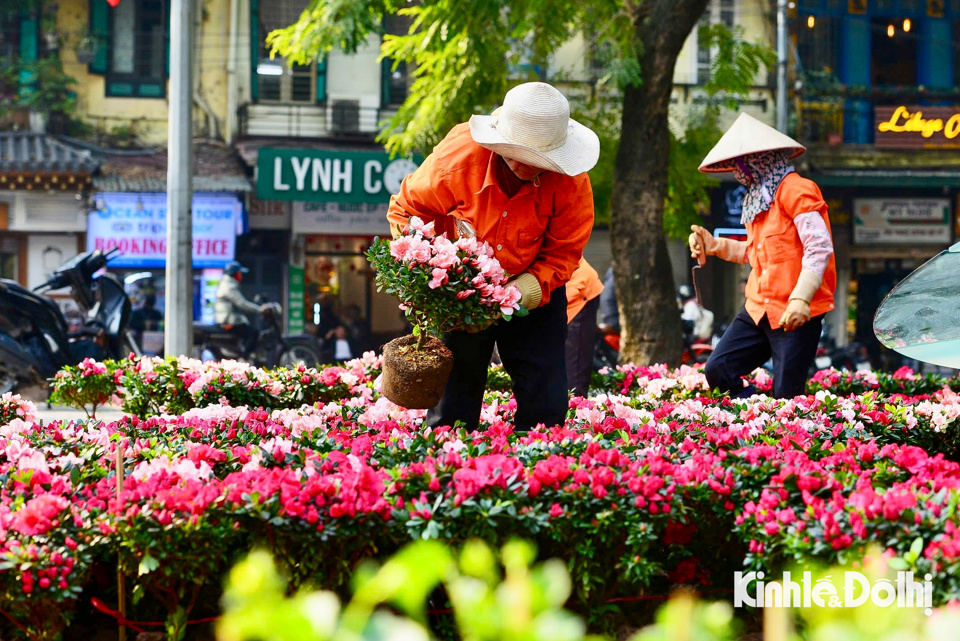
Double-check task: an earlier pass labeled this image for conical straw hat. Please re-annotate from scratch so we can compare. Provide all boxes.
[698,113,806,173]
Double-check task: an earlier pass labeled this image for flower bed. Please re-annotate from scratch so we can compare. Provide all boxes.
[5,360,960,639]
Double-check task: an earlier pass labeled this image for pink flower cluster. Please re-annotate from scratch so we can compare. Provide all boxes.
[11,357,960,634]
[0,392,37,426]
[77,358,108,377]
[381,216,522,321]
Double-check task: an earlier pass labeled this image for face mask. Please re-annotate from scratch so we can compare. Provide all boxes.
[733,158,753,186]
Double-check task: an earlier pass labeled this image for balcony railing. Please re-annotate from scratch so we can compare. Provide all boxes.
[238,102,393,140]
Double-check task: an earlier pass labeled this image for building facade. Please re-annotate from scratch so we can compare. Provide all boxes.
[794,0,960,367]
[2,0,778,356]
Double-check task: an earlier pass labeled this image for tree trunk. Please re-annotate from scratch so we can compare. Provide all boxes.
[610,0,712,367]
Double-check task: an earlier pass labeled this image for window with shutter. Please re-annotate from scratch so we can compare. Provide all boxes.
[695,0,737,85]
[255,0,324,104]
[381,14,412,107]
[98,0,168,98]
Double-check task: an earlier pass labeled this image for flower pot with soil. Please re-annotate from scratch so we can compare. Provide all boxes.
[380,334,453,409]
[367,216,526,410]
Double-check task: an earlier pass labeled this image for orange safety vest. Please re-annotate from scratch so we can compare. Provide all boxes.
[565,258,604,323]
[744,172,837,328]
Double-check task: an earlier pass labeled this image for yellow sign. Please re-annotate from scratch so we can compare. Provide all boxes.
[877,105,960,139]
[848,0,867,14]
[928,0,945,18]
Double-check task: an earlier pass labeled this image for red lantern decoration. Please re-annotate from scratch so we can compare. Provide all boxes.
[106,0,121,7]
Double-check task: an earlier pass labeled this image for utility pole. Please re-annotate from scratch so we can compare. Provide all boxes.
[776,0,789,133]
[164,0,194,357]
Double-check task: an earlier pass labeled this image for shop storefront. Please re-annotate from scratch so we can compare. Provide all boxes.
[0,133,98,324]
[86,191,246,327]
[807,177,957,368]
[1,189,95,326]
[255,147,420,351]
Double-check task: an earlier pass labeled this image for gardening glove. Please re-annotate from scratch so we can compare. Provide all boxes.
[507,272,542,310]
[689,225,747,263]
[778,269,820,331]
[391,222,405,239]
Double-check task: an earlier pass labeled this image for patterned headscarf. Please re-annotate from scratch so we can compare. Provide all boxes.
[733,150,795,225]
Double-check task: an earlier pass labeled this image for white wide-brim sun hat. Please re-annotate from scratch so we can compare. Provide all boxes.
[698,112,806,173]
[469,82,600,177]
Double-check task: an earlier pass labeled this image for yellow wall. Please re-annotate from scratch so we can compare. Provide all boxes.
[57,0,231,145]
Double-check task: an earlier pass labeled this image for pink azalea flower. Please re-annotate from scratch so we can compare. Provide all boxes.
[429,268,449,289]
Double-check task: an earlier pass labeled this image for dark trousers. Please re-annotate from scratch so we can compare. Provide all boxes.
[426,287,568,431]
[704,307,823,399]
[565,296,600,397]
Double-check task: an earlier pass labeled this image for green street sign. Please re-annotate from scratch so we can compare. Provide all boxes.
[288,265,305,335]
[257,148,421,203]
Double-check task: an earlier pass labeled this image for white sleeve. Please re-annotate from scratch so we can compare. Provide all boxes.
[793,211,834,278]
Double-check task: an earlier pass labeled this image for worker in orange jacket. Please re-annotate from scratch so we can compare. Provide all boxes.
[565,258,604,397]
[690,113,836,399]
[387,82,600,431]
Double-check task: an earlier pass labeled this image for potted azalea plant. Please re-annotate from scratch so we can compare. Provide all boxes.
[366,217,525,409]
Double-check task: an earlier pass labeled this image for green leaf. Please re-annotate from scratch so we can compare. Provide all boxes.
[910,537,924,557]
[139,553,160,576]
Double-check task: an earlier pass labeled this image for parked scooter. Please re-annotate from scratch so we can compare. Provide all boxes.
[808,323,872,374]
[0,249,140,397]
[193,300,324,368]
[593,325,620,371]
[591,318,719,371]
[681,318,714,365]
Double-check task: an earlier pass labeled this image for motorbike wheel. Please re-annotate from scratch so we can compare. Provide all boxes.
[278,339,323,368]
[0,373,14,395]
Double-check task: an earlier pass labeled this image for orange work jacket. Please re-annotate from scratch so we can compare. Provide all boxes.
[744,172,837,328]
[386,123,595,306]
[566,258,604,323]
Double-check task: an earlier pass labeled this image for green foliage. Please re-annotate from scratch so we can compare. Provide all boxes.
[0,55,77,116]
[48,359,117,419]
[219,539,603,641]
[631,592,738,641]
[267,0,597,158]
[662,25,776,238]
[567,93,622,225]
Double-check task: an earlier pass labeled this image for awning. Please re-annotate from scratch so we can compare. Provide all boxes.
[94,174,253,193]
[93,141,252,193]
[0,133,100,173]
[810,169,960,188]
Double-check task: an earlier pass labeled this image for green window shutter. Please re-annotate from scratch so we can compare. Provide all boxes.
[316,56,327,102]
[89,0,109,74]
[165,3,171,77]
[250,0,259,101]
[18,15,37,95]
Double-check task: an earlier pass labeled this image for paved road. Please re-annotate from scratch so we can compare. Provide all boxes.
[32,404,127,424]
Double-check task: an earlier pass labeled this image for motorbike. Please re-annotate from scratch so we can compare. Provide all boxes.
[681,318,714,365]
[0,249,141,397]
[809,323,872,374]
[593,325,620,371]
[591,318,719,371]
[193,301,324,368]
